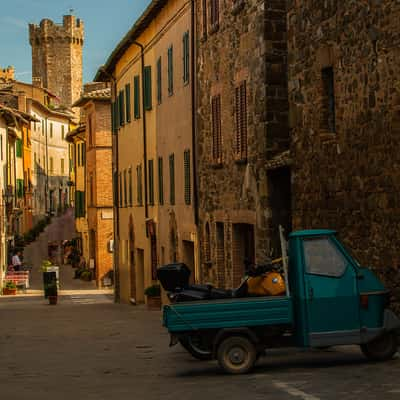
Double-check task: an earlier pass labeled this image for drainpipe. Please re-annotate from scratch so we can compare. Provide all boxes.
[191,0,199,227]
[132,40,149,227]
[45,117,49,214]
[99,66,120,303]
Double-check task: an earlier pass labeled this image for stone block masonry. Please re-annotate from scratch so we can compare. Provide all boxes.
[29,15,84,108]
[288,0,400,312]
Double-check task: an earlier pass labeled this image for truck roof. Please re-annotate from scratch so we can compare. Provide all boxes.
[289,229,336,238]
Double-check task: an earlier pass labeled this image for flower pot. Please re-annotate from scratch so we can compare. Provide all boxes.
[146,295,161,310]
[48,295,58,305]
[2,288,17,295]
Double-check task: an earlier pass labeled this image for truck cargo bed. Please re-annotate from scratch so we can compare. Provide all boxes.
[163,296,293,332]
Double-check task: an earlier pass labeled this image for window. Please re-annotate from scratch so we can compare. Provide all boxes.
[75,191,85,217]
[41,120,44,135]
[61,125,65,140]
[168,46,174,96]
[211,95,222,163]
[61,158,65,175]
[119,89,125,126]
[125,83,131,123]
[77,143,81,167]
[235,81,247,160]
[50,157,54,174]
[157,57,162,104]
[183,31,190,84]
[202,0,207,38]
[303,237,347,277]
[134,75,141,119]
[16,139,22,157]
[111,100,119,133]
[137,164,143,206]
[50,122,53,138]
[119,173,123,207]
[169,153,175,205]
[184,150,191,205]
[81,143,86,165]
[158,157,164,205]
[211,0,220,29]
[128,168,133,206]
[124,169,127,207]
[16,179,24,198]
[144,66,152,110]
[321,67,336,132]
[148,159,154,205]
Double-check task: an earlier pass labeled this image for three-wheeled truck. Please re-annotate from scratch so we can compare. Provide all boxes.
[161,229,400,374]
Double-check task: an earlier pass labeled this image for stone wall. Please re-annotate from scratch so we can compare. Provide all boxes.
[29,15,84,108]
[196,0,289,287]
[288,0,400,310]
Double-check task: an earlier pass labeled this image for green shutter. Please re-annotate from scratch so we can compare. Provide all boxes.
[16,139,22,157]
[157,57,162,104]
[16,179,24,198]
[128,168,133,206]
[144,66,152,110]
[168,46,174,96]
[158,157,163,205]
[119,90,125,126]
[82,143,86,165]
[125,84,131,123]
[169,154,175,205]
[137,165,143,205]
[184,150,191,205]
[148,159,154,205]
[183,32,190,84]
[134,76,140,119]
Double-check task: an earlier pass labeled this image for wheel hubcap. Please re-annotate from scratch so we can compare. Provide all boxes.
[228,347,246,365]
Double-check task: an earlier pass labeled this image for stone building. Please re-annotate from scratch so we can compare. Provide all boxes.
[73,83,113,287]
[29,15,84,110]
[288,1,400,308]
[97,0,198,303]
[196,0,290,287]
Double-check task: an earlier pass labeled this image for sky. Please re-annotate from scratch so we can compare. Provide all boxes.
[0,0,152,84]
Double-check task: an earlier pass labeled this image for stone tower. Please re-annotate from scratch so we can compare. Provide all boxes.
[29,15,84,108]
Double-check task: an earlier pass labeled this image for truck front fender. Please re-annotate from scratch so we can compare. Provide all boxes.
[384,309,400,333]
[212,327,260,357]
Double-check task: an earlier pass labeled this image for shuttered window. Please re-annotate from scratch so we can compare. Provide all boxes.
[148,159,154,205]
[202,0,207,38]
[183,31,190,84]
[134,75,140,119]
[16,179,24,198]
[128,168,133,206]
[144,66,152,110]
[124,169,128,207]
[169,154,175,205]
[16,139,22,157]
[235,81,248,160]
[119,90,125,126]
[211,95,222,163]
[137,164,143,206]
[125,83,131,123]
[119,173,122,207]
[168,46,174,96]
[211,0,220,28]
[158,157,164,205]
[184,150,191,205]
[82,143,86,165]
[75,191,86,218]
[157,57,162,104]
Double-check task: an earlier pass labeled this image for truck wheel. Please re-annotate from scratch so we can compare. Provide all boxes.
[179,335,212,360]
[361,332,398,361]
[217,336,256,374]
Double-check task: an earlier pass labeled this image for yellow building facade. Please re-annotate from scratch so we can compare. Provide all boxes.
[98,0,197,303]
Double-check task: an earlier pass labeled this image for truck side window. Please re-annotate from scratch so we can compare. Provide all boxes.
[303,237,347,277]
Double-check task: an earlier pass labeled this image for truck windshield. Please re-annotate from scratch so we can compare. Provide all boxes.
[335,235,361,267]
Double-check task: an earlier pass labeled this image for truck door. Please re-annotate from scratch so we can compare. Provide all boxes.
[302,236,360,347]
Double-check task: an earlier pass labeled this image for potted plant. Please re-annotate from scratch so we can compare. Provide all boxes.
[2,281,17,295]
[46,282,58,305]
[144,284,161,310]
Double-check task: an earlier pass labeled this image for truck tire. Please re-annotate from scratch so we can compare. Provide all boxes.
[217,336,256,374]
[361,332,398,361]
[179,335,212,360]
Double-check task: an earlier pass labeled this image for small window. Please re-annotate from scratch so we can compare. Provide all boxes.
[235,81,247,160]
[137,164,143,206]
[158,157,164,205]
[119,90,125,126]
[125,83,131,123]
[211,94,222,163]
[303,237,347,277]
[144,66,152,110]
[148,159,154,205]
[128,168,133,206]
[183,31,190,84]
[169,153,175,205]
[168,46,174,96]
[184,149,191,205]
[134,75,141,119]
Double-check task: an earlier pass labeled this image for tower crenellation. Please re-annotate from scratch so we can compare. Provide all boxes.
[29,15,84,110]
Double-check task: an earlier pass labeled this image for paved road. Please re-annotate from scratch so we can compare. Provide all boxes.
[1,294,399,400]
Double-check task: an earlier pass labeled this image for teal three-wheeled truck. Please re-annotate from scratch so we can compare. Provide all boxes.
[160,229,400,374]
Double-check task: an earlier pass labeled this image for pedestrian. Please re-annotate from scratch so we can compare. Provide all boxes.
[12,250,23,271]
